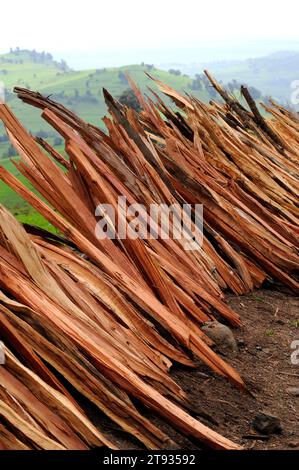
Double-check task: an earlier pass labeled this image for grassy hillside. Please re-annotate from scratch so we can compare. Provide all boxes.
[0,49,220,227]
[0,49,263,228]
[0,49,219,154]
[0,157,57,230]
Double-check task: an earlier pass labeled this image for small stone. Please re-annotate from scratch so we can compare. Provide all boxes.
[237,339,245,348]
[201,321,238,356]
[288,440,299,448]
[286,387,299,396]
[252,413,282,435]
[256,346,262,351]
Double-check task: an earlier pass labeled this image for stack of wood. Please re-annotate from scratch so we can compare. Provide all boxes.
[0,73,297,450]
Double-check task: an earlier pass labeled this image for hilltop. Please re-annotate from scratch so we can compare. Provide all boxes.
[0,49,233,226]
[0,49,267,158]
[0,49,226,158]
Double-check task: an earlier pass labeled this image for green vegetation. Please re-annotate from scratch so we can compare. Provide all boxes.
[0,157,57,230]
[0,49,224,227]
[265,329,275,337]
[0,49,220,144]
[0,48,264,228]
[0,48,266,151]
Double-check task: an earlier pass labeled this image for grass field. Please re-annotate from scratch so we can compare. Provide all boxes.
[0,156,58,231]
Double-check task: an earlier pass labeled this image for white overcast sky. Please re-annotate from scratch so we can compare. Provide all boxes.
[1,0,299,67]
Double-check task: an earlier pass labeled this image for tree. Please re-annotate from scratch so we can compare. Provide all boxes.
[248,86,262,100]
[227,82,235,93]
[168,69,181,76]
[0,134,8,142]
[118,71,128,85]
[208,87,217,98]
[7,145,17,157]
[189,77,202,91]
[118,89,141,112]
[54,136,63,146]
[36,130,50,139]
[59,59,68,72]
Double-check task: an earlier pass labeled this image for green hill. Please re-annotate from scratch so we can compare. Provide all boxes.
[0,49,216,226]
[0,49,265,228]
[0,49,222,159]
[0,156,58,230]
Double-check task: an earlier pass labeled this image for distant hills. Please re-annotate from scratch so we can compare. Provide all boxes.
[0,47,292,229]
[0,49,223,158]
[0,48,285,160]
[166,50,299,104]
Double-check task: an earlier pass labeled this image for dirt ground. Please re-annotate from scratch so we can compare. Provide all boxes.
[95,288,299,450]
[168,288,299,450]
